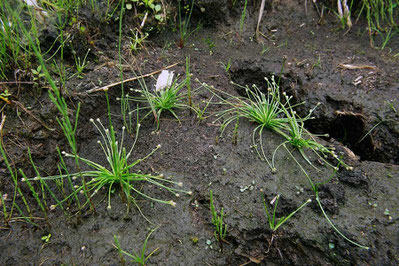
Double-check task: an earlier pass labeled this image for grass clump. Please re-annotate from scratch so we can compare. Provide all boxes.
[206,76,289,171]
[206,75,350,173]
[129,73,188,130]
[32,91,191,211]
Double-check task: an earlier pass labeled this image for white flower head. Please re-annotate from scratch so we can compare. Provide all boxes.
[155,70,174,92]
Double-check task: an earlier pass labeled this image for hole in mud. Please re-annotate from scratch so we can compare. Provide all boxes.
[306,111,377,162]
[230,64,300,97]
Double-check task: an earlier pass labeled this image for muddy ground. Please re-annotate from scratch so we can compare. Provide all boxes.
[1,0,399,265]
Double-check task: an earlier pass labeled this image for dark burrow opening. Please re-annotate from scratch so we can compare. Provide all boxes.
[305,112,376,162]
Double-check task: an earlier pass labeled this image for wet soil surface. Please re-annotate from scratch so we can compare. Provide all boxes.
[1,1,399,265]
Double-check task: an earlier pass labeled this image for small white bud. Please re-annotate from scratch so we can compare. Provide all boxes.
[178,182,183,187]
[122,126,125,130]
[157,144,161,149]
[159,174,164,178]
[175,193,180,197]
[188,191,193,195]
[21,178,26,182]
[89,118,94,123]
[96,118,101,122]
[34,177,39,181]
[50,205,56,211]
[107,205,111,210]
[170,201,177,207]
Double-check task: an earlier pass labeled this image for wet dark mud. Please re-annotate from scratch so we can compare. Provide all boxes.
[1,0,399,265]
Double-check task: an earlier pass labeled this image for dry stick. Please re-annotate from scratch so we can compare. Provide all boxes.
[12,100,56,131]
[83,62,180,94]
[0,81,35,84]
[256,0,266,42]
[0,114,5,137]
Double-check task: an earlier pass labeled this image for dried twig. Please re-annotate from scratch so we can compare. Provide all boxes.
[0,113,6,138]
[256,0,266,42]
[338,63,378,70]
[12,100,56,131]
[83,62,180,94]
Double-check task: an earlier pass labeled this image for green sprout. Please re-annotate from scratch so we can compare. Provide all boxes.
[210,190,228,249]
[41,233,52,243]
[263,194,311,232]
[114,227,159,266]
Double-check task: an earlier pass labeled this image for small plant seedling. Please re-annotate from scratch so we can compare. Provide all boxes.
[220,58,232,72]
[71,48,90,79]
[41,233,51,243]
[192,96,214,122]
[239,0,248,36]
[0,89,11,104]
[113,227,159,266]
[129,29,148,53]
[178,0,196,48]
[263,194,311,232]
[210,190,228,250]
[31,65,45,82]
